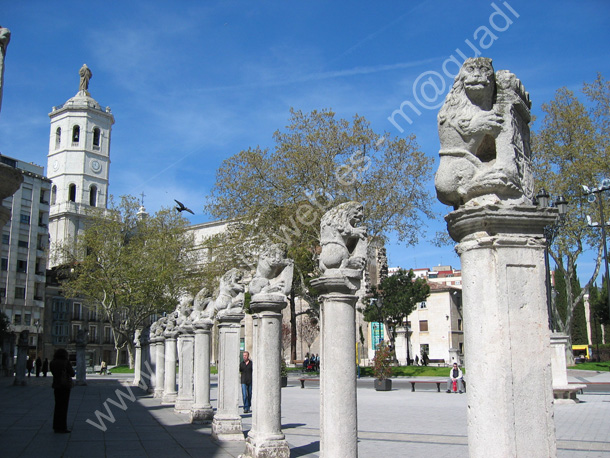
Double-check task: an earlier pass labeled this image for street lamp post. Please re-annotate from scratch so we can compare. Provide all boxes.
[582,179,610,325]
[536,189,568,331]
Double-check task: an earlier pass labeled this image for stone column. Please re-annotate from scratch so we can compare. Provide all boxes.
[162,331,178,404]
[211,313,245,441]
[311,276,360,458]
[446,205,557,458]
[550,333,585,403]
[139,328,153,391]
[75,339,87,386]
[133,329,143,388]
[191,319,214,423]
[175,326,195,413]
[13,331,28,386]
[244,297,290,458]
[394,326,408,365]
[147,338,157,393]
[154,337,165,398]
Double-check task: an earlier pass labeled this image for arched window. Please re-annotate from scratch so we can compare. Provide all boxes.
[72,125,80,145]
[68,184,76,202]
[93,128,101,148]
[89,185,97,207]
[55,127,61,149]
[51,185,57,205]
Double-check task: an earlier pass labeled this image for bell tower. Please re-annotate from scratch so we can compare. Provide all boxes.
[47,64,115,266]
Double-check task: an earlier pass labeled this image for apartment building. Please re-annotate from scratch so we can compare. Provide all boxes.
[0,154,51,367]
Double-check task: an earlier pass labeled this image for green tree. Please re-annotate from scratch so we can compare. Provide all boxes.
[532,73,610,343]
[204,108,434,362]
[59,196,199,367]
[360,269,430,363]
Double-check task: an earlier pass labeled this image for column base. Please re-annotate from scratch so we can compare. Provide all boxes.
[243,434,290,458]
[211,416,244,441]
[161,392,177,405]
[174,399,194,413]
[190,406,214,424]
[154,388,164,398]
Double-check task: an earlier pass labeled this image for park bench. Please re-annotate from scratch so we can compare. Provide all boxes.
[299,377,320,388]
[409,379,467,392]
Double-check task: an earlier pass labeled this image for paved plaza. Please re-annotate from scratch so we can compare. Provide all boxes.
[0,370,609,457]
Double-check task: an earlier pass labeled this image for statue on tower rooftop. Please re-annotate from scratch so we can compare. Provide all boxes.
[79,63,92,93]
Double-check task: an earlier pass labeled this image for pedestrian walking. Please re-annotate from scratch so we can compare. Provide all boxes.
[35,357,42,377]
[42,358,49,377]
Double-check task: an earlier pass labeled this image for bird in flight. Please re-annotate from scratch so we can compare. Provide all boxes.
[174,199,195,215]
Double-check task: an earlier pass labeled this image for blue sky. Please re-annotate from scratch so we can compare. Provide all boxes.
[1,1,609,279]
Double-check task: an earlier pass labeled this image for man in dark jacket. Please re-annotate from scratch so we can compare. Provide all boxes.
[239,351,253,413]
[50,349,75,433]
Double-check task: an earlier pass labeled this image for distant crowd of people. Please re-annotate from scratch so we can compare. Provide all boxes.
[303,353,319,372]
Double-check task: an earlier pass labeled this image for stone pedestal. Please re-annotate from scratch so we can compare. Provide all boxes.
[211,313,245,442]
[175,327,195,413]
[394,326,408,365]
[147,339,157,393]
[311,276,359,458]
[191,320,214,423]
[154,338,166,398]
[133,329,143,388]
[75,343,87,386]
[162,332,178,404]
[550,333,585,403]
[139,328,153,391]
[244,296,290,458]
[14,331,28,386]
[446,205,557,458]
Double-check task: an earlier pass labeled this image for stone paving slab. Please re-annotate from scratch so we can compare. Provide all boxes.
[0,371,608,457]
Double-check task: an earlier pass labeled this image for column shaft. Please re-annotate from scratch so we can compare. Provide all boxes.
[162,335,178,404]
[244,302,289,458]
[175,331,195,412]
[319,294,357,458]
[191,324,214,423]
[154,339,165,398]
[211,314,245,441]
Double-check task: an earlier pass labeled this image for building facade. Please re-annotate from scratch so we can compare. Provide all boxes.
[0,154,51,369]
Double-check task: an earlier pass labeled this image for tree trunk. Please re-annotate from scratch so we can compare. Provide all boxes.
[290,290,297,364]
[126,340,135,369]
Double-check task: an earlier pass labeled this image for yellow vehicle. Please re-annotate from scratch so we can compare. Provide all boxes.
[572,345,592,362]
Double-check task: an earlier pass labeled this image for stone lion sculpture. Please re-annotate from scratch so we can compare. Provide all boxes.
[175,294,194,328]
[435,57,533,209]
[318,201,367,275]
[213,268,245,316]
[191,287,214,322]
[153,316,168,337]
[249,243,294,299]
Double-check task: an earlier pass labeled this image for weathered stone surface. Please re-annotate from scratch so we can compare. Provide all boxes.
[449,206,557,458]
[211,313,244,441]
[310,202,366,458]
[191,319,214,424]
[317,202,367,292]
[244,295,291,456]
[435,57,533,209]
[214,268,246,318]
[550,333,585,404]
[249,243,293,301]
[75,329,88,386]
